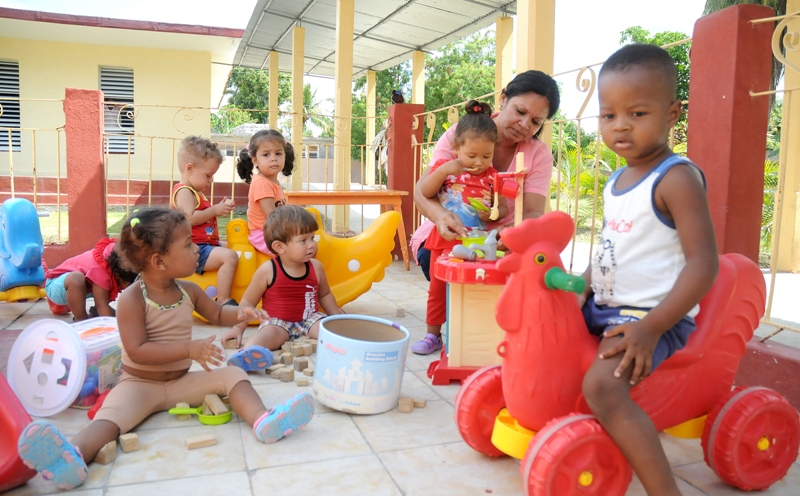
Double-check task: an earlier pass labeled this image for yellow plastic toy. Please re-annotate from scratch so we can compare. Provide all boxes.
[185,208,400,312]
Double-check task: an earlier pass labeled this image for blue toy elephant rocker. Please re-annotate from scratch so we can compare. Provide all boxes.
[0,198,47,302]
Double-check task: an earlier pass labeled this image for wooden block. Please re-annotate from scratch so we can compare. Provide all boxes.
[186,434,216,450]
[413,399,427,409]
[267,364,283,373]
[397,396,414,413]
[300,343,313,356]
[223,339,238,350]
[281,342,293,353]
[175,402,192,420]
[119,433,139,453]
[303,367,314,377]
[94,440,117,464]
[291,345,304,357]
[272,350,282,362]
[202,403,213,416]
[396,308,405,318]
[307,340,317,353]
[203,394,229,416]
[280,367,294,382]
[293,357,309,371]
[270,368,282,379]
[297,378,309,386]
[280,352,293,365]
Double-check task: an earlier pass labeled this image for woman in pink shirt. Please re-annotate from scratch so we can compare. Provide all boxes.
[411,70,561,355]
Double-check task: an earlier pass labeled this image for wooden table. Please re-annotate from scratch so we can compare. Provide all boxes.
[286,189,410,270]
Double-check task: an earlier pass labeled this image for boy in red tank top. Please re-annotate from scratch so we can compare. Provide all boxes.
[223,206,343,370]
[172,136,239,306]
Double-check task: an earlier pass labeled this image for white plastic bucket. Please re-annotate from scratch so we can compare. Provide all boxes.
[8,317,121,417]
[312,315,409,414]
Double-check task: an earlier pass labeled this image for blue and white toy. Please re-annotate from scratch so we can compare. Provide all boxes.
[0,198,46,302]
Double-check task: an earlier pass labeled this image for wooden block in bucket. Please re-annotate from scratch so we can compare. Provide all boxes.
[203,394,229,415]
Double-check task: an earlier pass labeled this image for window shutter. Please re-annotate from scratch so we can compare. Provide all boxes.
[100,67,134,153]
[0,61,21,152]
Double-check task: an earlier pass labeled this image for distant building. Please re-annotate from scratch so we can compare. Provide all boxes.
[0,7,243,180]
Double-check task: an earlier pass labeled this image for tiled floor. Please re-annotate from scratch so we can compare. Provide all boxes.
[2,261,799,495]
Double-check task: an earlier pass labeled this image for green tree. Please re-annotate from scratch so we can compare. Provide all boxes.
[350,62,412,158]
[704,0,786,110]
[424,28,496,143]
[302,84,333,137]
[767,97,783,152]
[619,26,691,104]
[214,67,292,128]
[211,107,253,134]
[350,28,497,157]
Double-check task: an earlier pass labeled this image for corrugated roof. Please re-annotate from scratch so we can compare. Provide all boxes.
[235,0,517,78]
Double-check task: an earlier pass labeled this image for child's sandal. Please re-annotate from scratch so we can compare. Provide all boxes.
[18,420,88,490]
[226,345,273,372]
[254,392,315,444]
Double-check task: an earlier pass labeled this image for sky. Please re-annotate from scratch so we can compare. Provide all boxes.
[0,0,709,124]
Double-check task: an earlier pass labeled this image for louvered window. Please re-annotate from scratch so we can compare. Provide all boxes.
[100,67,134,153]
[0,61,20,152]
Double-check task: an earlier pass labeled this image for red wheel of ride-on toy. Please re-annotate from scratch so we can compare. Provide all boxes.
[454,364,505,457]
[520,414,632,496]
[702,386,800,490]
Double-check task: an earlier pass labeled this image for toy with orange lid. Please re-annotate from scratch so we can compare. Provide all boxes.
[454,211,799,495]
[7,317,122,417]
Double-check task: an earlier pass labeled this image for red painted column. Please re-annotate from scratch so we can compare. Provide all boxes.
[387,103,424,259]
[44,88,107,267]
[686,4,774,262]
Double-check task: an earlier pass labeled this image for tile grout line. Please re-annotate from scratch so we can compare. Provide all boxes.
[345,411,408,495]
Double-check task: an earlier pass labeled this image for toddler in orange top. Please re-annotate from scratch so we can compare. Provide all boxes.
[236,130,295,255]
[172,136,239,305]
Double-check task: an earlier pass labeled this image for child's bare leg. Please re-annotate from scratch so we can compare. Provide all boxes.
[204,248,239,303]
[64,271,89,321]
[228,381,267,425]
[244,324,290,351]
[70,420,120,463]
[230,378,314,444]
[307,320,322,339]
[582,337,681,496]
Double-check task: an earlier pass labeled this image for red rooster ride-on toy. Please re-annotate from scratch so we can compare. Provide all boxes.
[454,211,800,496]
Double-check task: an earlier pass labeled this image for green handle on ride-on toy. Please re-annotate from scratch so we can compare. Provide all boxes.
[544,267,585,294]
